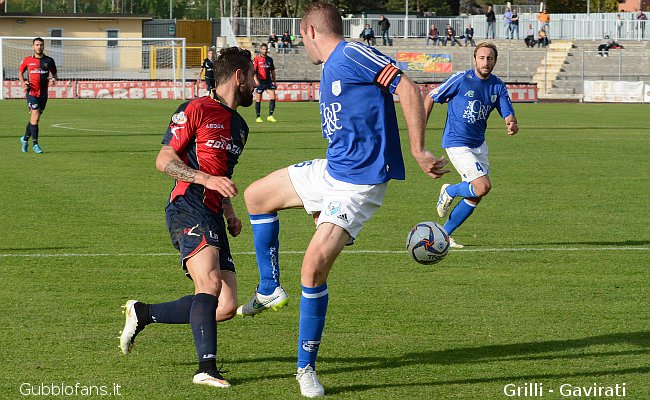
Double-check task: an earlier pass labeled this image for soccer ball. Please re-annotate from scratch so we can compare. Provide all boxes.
[406,222,450,265]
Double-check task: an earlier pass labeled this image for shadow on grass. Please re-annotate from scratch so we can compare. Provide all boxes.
[225,331,649,388]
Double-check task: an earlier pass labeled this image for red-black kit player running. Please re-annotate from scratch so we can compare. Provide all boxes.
[19,37,57,154]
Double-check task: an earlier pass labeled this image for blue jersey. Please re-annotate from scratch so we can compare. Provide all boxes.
[320,41,405,185]
[430,69,514,149]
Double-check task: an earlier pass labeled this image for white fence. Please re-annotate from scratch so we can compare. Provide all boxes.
[223,12,650,41]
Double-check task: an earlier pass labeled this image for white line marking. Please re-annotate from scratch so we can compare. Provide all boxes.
[51,123,145,134]
[1,247,648,258]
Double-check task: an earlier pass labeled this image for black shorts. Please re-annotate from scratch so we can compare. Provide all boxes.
[255,81,276,93]
[165,196,235,275]
[26,95,47,112]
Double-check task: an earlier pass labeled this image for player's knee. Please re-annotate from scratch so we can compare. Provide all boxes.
[216,304,237,321]
[192,275,221,296]
[471,180,491,197]
[244,182,264,213]
[301,267,328,287]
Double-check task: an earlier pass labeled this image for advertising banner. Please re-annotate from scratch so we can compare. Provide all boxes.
[395,52,453,73]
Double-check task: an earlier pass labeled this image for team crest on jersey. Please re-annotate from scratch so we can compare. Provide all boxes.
[490,94,497,103]
[331,80,341,96]
[324,201,341,216]
[172,111,187,124]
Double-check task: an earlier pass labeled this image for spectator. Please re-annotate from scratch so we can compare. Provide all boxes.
[598,35,614,57]
[537,28,548,47]
[485,5,496,39]
[616,14,623,40]
[524,24,536,48]
[538,8,550,36]
[443,24,461,46]
[511,7,520,40]
[268,33,279,52]
[503,7,513,39]
[464,24,475,47]
[427,24,441,46]
[280,31,292,51]
[379,15,392,46]
[637,9,647,39]
[359,24,375,46]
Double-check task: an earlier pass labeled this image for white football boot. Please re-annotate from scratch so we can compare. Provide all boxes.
[296,365,324,398]
[120,300,143,355]
[192,370,231,388]
[436,184,454,218]
[449,237,465,249]
[236,286,289,317]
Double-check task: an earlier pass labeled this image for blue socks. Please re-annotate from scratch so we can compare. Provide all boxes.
[149,295,194,324]
[250,213,281,295]
[443,199,477,235]
[446,181,476,199]
[190,293,218,369]
[297,284,328,369]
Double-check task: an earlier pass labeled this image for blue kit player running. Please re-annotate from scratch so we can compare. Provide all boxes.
[119,47,255,389]
[424,42,519,248]
[236,3,448,397]
[19,37,57,154]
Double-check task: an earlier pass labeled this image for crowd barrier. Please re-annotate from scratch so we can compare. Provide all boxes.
[3,80,539,102]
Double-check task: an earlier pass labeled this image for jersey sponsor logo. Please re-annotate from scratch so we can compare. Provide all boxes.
[325,201,341,216]
[331,80,341,96]
[172,111,187,125]
[462,100,492,124]
[464,90,475,97]
[205,123,225,129]
[29,69,49,74]
[301,340,321,353]
[205,136,243,155]
[320,102,342,142]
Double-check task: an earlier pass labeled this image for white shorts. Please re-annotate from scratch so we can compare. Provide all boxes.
[287,159,387,243]
[445,142,490,182]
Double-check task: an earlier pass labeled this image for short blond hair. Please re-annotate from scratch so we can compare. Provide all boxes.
[474,42,498,61]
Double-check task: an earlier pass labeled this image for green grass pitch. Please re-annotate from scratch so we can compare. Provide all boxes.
[0,99,648,399]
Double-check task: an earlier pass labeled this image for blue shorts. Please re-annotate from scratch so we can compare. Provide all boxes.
[255,81,276,93]
[165,196,235,276]
[26,95,48,112]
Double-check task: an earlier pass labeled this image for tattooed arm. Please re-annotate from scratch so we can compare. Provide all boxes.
[156,145,238,198]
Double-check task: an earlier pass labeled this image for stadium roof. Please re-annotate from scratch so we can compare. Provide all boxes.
[0,13,153,20]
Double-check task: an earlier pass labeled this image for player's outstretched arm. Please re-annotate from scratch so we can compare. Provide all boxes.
[505,114,519,136]
[424,95,435,125]
[395,75,449,179]
[156,145,238,198]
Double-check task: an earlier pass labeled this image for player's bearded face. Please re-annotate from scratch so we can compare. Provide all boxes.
[474,47,497,79]
[33,41,44,56]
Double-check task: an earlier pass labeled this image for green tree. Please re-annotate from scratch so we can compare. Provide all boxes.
[384,0,453,15]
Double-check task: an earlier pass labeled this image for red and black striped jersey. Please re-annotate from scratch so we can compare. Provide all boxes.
[19,55,57,98]
[162,95,249,213]
[253,55,275,82]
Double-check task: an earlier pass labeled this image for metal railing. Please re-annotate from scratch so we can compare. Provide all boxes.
[223,13,650,41]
